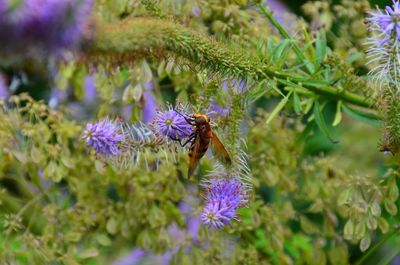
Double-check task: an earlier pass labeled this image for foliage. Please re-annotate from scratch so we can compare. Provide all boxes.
[0,0,400,264]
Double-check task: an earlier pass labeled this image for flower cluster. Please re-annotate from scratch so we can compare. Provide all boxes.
[151,105,193,141]
[366,0,400,88]
[201,178,248,229]
[0,0,93,61]
[82,118,123,156]
[368,1,400,46]
[207,99,231,119]
[82,106,251,229]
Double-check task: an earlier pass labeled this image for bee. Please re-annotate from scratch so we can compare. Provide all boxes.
[173,112,231,177]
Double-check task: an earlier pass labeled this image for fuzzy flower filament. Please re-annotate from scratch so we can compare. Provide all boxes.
[201,178,248,229]
[82,118,123,156]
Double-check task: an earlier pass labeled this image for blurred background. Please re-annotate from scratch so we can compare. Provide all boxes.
[1,0,400,264]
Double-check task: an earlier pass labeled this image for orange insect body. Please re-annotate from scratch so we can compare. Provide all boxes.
[187,113,231,177]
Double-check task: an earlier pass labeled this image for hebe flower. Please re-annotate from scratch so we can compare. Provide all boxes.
[201,178,248,229]
[369,1,400,46]
[82,117,123,156]
[208,99,230,119]
[366,1,400,88]
[151,106,193,140]
[0,0,93,60]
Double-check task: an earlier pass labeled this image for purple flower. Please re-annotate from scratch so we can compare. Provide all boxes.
[142,92,157,123]
[112,248,145,265]
[151,108,193,140]
[0,0,93,60]
[369,1,400,46]
[82,118,124,156]
[84,74,97,105]
[208,99,230,119]
[201,178,248,229]
[48,87,67,108]
[192,6,201,17]
[0,74,9,99]
[221,79,247,94]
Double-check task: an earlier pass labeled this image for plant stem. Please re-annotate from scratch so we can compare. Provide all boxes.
[355,227,400,265]
[90,18,373,108]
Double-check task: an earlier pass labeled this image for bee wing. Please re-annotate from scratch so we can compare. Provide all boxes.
[188,136,201,177]
[211,132,232,166]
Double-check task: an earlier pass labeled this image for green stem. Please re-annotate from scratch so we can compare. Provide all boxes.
[90,18,373,108]
[355,227,400,265]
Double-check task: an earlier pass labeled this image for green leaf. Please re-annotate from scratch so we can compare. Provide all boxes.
[388,178,399,201]
[295,121,314,146]
[316,31,327,65]
[332,101,342,127]
[97,234,112,247]
[344,219,354,240]
[106,218,118,235]
[79,248,99,259]
[384,200,398,216]
[266,91,292,124]
[347,52,364,64]
[342,104,382,127]
[371,201,382,217]
[267,38,275,59]
[377,217,389,234]
[313,101,338,143]
[366,215,378,230]
[304,98,315,114]
[300,216,319,234]
[338,188,351,206]
[355,221,366,239]
[360,234,371,252]
[273,39,291,63]
[244,81,268,104]
[292,91,301,114]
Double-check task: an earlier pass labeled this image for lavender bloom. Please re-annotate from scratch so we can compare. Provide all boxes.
[151,107,193,140]
[84,74,97,105]
[0,0,93,60]
[142,92,158,123]
[82,118,124,156]
[369,0,400,46]
[48,87,67,108]
[0,74,9,99]
[201,178,248,229]
[221,79,247,94]
[192,6,201,17]
[367,1,400,88]
[208,99,230,119]
[112,248,145,265]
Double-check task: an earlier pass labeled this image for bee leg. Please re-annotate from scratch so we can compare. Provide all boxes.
[181,135,196,147]
[169,136,182,143]
[171,125,194,137]
[173,109,196,125]
[170,134,196,147]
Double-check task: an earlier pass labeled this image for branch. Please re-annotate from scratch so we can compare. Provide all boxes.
[89,18,373,108]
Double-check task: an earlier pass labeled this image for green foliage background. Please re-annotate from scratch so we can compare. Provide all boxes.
[1,0,400,264]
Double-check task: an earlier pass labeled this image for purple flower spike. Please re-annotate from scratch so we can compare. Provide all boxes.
[201,178,248,229]
[152,108,193,140]
[142,92,157,123]
[0,74,9,99]
[0,0,93,60]
[208,99,230,119]
[82,118,123,156]
[369,0,400,45]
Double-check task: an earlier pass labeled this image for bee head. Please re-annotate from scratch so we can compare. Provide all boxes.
[193,113,210,124]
